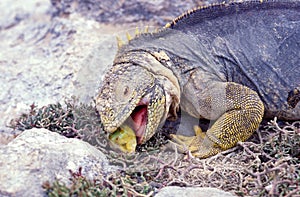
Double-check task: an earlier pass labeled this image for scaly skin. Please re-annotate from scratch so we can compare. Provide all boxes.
[171,82,264,158]
[96,1,300,158]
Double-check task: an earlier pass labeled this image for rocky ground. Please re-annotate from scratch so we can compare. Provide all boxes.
[0,0,299,196]
[0,0,118,129]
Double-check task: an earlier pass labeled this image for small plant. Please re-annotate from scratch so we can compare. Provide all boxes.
[42,167,111,197]
[10,99,102,139]
[11,102,77,138]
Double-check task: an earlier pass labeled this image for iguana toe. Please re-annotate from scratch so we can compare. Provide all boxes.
[169,125,206,153]
[170,127,223,158]
[170,134,200,153]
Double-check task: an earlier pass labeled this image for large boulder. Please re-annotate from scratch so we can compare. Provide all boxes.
[0,128,115,197]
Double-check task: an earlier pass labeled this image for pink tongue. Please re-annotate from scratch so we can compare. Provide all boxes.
[131,106,147,138]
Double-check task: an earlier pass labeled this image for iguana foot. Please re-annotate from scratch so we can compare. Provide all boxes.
[170,125,222,158]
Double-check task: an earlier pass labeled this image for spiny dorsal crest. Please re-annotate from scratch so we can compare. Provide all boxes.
[116,26,159,49]
[116,2,228,48]
[115,1,230,49]
[164,2,228,28]
[164,0,270,28]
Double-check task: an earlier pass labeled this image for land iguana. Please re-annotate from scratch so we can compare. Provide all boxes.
[96,0,300,158]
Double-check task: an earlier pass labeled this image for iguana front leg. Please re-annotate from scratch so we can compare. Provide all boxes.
[171,82,264,158]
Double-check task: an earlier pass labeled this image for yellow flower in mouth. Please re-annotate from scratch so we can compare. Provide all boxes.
[108,125,137,153]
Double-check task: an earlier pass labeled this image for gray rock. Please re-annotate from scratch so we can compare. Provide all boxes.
[0,128,20,145]
[50,0,225,25]
[0,0,118,128]
[0,128,115,197]
[155,186,236,197]
[51,0,199,25]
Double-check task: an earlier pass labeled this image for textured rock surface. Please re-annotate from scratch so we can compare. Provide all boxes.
[0,0,119,130]
[0,128,115,197]
[155,186,236,197]
[50,0,201,25]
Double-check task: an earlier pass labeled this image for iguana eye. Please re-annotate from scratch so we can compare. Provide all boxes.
[108,109,115,118]
[115,83,132,101]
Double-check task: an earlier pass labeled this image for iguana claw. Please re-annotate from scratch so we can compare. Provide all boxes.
[170,126,205,153]
[170,134,201,153]
[170,125,222,158]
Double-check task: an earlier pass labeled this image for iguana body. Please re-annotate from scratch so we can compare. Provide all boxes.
[96,0,300,158]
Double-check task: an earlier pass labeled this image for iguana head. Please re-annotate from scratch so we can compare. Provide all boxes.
[96,63,167,145]
[96,51,180,147]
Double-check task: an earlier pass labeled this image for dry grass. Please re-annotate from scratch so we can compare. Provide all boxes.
[11,100,300,196]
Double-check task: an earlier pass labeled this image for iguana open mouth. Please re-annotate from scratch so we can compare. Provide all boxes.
[130,104,148,144]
